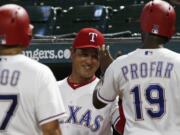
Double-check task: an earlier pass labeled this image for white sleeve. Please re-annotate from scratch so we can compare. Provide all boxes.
[97,62,119,104]
[110,97,120,126]
[35,66,66,125]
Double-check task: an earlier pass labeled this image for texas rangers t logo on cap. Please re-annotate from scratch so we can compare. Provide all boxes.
[89,32,98,42]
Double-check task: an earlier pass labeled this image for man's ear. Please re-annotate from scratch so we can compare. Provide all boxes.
[70,47,74,59]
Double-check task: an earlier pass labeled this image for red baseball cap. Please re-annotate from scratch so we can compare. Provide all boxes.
[73,28,104,49]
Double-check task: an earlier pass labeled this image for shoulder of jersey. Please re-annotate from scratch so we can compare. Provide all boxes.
[22,55,51,72]
[166,48,180,56]
[113,54,129,65]
[57,77,68,86]
[95,77,100,82]
[163,48,180,60]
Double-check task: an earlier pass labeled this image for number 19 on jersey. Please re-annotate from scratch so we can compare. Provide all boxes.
[130,84,165,120]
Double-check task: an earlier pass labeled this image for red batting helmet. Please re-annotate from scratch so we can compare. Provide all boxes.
[140,0,176,38]
[0,4,33,47]
[73,28,104,49]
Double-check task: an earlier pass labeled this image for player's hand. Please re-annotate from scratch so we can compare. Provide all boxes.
[99,44,114,76]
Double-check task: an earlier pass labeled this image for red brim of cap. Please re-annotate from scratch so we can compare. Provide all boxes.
[74,45,100,49]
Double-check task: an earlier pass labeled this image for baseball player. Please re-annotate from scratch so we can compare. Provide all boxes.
[0,4,66,135]
[93,0,180,135]
[58,28,125,135]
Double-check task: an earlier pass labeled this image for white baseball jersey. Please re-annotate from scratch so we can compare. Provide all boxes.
[58,77,120,135]
[0,54,66,135]
[97,48,180,135]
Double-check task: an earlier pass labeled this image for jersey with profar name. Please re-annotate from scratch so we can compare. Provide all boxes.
[0,54,66,135]
[97,48,180,135]
[58,77,120,135]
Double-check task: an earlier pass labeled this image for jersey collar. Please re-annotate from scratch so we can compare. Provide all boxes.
[67,75,96,90]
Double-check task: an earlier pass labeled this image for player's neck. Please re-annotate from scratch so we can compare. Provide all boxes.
[68,74,96,84]
[0,46,23,55]
[143,38,164,49]
[142,44,164,49]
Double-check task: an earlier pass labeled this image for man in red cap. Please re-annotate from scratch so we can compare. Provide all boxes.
[57,27,124,135]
